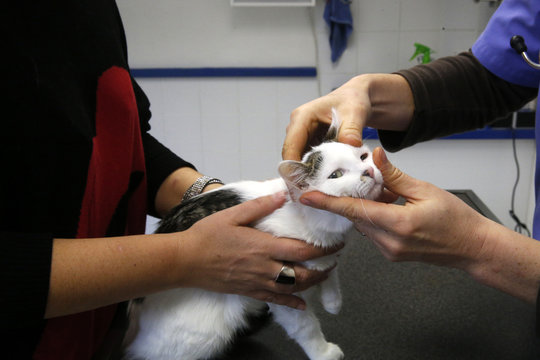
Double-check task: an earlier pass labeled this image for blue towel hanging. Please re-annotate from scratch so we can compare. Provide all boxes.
[323,0,353,63]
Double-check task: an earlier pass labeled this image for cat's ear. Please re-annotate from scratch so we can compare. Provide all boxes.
[278,160,310,201]
[322,108,341,142]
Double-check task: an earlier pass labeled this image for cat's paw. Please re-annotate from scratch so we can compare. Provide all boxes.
[318,342,344,360]
[322,298,342,315]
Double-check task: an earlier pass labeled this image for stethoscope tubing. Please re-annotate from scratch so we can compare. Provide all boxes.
[511,35,540,70]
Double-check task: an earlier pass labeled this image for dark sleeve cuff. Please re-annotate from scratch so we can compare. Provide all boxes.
[143,134,196,217]
[0,232,53,326]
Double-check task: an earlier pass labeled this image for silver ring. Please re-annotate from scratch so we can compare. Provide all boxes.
[275,264,296,285]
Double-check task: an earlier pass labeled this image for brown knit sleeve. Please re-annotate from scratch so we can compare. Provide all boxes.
[378,51,538,152]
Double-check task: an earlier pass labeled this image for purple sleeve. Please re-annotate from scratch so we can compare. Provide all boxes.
[472,0,540,88]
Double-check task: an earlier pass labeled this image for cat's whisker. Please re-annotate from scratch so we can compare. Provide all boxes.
[360,198,377,229]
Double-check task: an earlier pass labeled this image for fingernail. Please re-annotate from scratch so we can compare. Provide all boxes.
[296,303,306,311]
[379,148,388,164]
[341,133,363,147]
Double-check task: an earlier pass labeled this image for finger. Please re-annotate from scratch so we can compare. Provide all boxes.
[267,262,331,294]
[335,104,368,147]
[293,265,334,292]
[300,191,403,231]
[282,109,313,161]
[251,290,307,310]
[372,147,423,200]
[355,223,411,262]
[227,192,287,226]
[282,133,307,162]
[376,188,400,204]
[300,191,377,223]
[270,238,344,263]
[282,105,332,161]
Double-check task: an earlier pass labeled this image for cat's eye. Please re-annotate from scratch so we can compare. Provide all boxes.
[360,153,368,161]
[328,169,344,179]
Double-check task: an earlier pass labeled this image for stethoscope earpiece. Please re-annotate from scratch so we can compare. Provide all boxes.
[510,35,527,53]
[510,35,540,70]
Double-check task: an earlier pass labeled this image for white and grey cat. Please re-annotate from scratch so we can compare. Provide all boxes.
[124,110,383,360]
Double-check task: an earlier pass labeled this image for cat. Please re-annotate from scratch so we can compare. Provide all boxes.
[124,109,383,360]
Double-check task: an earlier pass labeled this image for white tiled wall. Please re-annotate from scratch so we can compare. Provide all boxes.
[140,77,320,182]
[120,0,536,232]
[315,0,498,93]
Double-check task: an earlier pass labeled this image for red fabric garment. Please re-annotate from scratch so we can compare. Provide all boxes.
[34,67,147,360]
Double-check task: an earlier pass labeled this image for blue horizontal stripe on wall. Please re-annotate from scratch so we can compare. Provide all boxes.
[363,127,535,140]
[131,67,317,78]
[131,67,533,140]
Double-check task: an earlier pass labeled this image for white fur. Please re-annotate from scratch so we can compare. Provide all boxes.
[125,140,382,360]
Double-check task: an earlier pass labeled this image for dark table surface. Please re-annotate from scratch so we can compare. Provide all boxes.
[219,190,537,359]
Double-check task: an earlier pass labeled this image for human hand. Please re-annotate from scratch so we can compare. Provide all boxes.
[178,192,341,310]
[282,76,370,161]
[282,74,413,161]
[298,147,489,269]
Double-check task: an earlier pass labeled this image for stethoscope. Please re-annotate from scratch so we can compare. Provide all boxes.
[510,35,540,70]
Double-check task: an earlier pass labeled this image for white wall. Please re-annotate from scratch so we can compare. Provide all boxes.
[118,0,316,68]
[315,0,498,93]
[117,0,536,232]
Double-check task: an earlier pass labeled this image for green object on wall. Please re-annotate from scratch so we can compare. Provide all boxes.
[409,42,433,64]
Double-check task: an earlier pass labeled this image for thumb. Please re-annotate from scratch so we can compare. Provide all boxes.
[336,107,364,147]
[228,191,287,226]
[373,147,422,199]
[337,124,363,147]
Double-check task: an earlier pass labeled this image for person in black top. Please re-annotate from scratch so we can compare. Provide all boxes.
[1,1,335,358]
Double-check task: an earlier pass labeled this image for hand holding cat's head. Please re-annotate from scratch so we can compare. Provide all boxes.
[278,109,383,202]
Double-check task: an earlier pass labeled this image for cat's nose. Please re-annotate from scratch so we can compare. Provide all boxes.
[362,167,374,178]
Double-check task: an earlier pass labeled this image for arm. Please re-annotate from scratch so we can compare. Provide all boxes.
[46,232,179,318]
[381,51,538,152]
[299,147,540,303]
[39,87,332,319]
[470,219,540,304]
[153,166,222,217]
[282,52,537,160]
[45,192,340,318]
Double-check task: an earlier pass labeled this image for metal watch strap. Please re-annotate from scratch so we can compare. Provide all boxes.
[181,176,223,202]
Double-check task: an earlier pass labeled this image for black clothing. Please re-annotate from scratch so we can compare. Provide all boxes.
[1,1,193,358]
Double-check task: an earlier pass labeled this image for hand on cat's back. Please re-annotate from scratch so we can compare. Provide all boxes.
[179,191,339,309]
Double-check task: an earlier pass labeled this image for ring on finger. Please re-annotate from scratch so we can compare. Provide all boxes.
[275,263,296,285]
